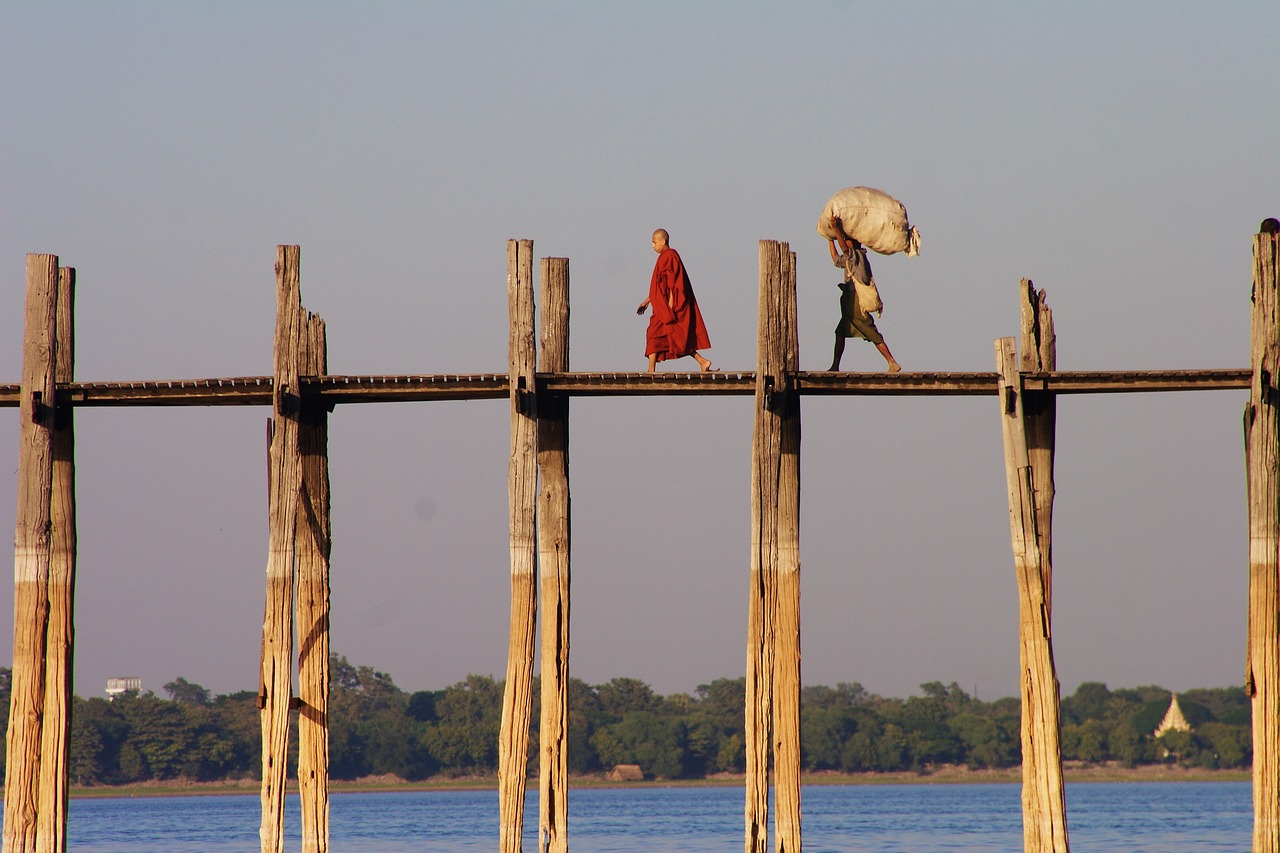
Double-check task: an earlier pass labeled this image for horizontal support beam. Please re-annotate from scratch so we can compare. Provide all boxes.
[0,368,1252,408]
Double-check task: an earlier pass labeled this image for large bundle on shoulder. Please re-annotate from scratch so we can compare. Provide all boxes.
[817,186,921,256]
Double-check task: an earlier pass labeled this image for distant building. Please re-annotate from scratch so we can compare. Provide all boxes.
[1153,693,1191,738]
[608,763,644,782]
[106,677,142,700]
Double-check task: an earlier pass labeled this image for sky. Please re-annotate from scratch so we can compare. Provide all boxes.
[2,2,1277,706]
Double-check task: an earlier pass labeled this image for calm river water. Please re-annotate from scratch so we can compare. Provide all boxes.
[62,781,1250,852]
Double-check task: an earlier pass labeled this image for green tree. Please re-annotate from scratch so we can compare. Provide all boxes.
[566,678,604,774]
[116,693,193,780]
[422,674,503,775]
[1155,729,1194,761]
[949,713,1018,769]
[597,678,660,717]
[1108,721,1150,767]
[1062,681,1112,724]
[407,691,440,723]
[1194,722,1249,768]
[69,710,105,785]
[592,711,687,778]
[800,703,857,771]
[695,678,746,736]
[327,654,414,779]
[1062,720,1108,764]
[163,677,211,706]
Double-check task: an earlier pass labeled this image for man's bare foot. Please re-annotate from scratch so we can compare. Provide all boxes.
[887,362,902,373]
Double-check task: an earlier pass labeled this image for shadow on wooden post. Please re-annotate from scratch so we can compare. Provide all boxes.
[297,313,331,853]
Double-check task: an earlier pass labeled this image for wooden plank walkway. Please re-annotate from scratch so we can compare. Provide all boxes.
[0,369,1252,408]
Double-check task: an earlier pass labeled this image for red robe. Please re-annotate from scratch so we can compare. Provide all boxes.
[646,247,711,361]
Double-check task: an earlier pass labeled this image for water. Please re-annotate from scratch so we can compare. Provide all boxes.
[64,782,1251,852]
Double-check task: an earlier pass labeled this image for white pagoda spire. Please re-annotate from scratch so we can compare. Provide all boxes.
[1153,692,1191,737]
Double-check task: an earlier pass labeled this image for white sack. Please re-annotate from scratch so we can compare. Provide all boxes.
[817,186,921,256]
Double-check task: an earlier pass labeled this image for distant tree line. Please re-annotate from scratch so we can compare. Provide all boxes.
[0,659,1252,787]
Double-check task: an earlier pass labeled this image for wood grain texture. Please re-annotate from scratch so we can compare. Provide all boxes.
[996,324,1068,853]
[259,246,303,853]
[4,255,59,853]
[36,267,76,853]
[537,257,570,853]
[1246,228,1280,851]
[297,313,331,853]
[499,240,537,853]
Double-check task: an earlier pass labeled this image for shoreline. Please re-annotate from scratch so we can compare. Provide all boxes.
[70,762,1250,799]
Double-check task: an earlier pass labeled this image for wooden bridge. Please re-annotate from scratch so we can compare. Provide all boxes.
[0,367,1253,408]
[4,231,1278,853]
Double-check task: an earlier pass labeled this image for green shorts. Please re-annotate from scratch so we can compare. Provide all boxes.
[835,283,883,345]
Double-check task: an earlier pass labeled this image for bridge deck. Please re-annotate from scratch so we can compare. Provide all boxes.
[0,369,1252,408]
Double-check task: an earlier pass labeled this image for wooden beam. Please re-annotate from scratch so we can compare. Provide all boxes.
[1246,223,1280,852]
[37,267,76,853]
[3,254,59,853]
[537,257,570,853]
[296,313,331,853]
[259,246,304,853]
[499,239,538,853]
[0,369,1255,409]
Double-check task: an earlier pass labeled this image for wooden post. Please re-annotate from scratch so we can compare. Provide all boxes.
[1246,222,1280,852]
[4,254,59,853]
[260,245,304,853]
[772,246,801,853]
[995,302,1069,851]
[296,313,331,853]
[747,240,800,853]
[37,266,76,853]
[1019,280,1057,617]
[500,239,538,853]
[537,257,570,853]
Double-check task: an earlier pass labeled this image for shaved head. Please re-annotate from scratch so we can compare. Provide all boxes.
[651,229,669,253]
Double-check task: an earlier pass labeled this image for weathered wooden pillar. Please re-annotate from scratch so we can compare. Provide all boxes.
[4,254,59,853]
[772,247,801,853]
[746,240,801,853]
[995,282,1068,853]
[537,257,570,853]
[1246,221,1280,852]
[1019,280,1057,617]
[260,245,304,853]
[500,239,538,853]
[296,313,331,853]
[37,266,77,853]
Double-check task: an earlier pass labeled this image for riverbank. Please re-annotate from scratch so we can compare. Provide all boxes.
[69,762,1249,799]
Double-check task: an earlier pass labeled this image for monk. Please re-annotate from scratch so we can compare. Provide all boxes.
[635,229,713,372]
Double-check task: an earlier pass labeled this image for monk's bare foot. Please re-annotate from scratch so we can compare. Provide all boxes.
[827,365,840,372]
[887,362,902,373]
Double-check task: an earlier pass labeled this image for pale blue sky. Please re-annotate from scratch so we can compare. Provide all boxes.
[2,2,1277,702]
